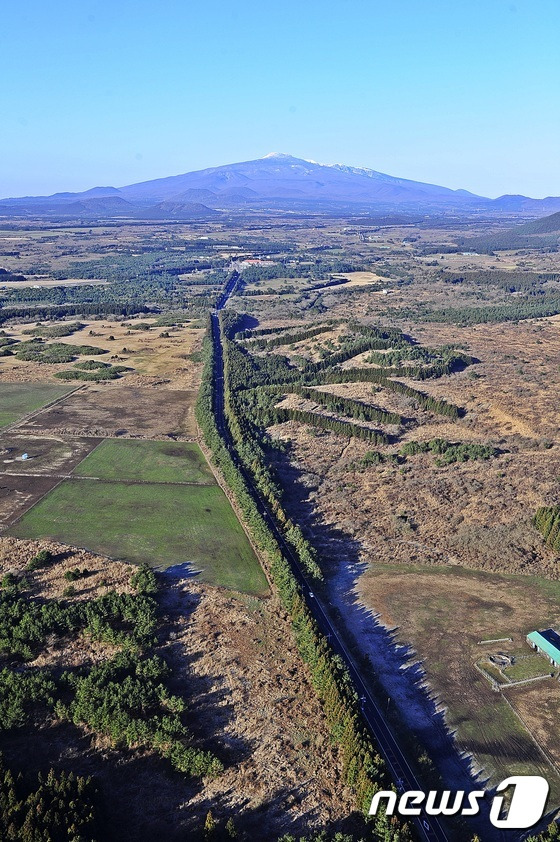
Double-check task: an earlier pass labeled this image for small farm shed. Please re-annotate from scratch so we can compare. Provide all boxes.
[527,629,560,667]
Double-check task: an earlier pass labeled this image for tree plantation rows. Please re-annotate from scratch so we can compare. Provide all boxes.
[271,407,390,444]
[217,311,492,507]
[405,295,560,326]
[195,320,413,841]
[434,269,560,293]
[292,387,402,425]
[222,312,467,421]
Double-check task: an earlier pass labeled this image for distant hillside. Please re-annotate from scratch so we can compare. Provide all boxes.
[136,201,220,220]
[457,210,560,253]
[1,153,559,217]
[492,194,560,214]
[517,211,560,234]
[63,196,133,216]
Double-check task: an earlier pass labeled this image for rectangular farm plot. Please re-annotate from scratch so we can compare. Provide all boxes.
[9,479,268,596]
[0,434,100,477]
[73,439,215,484]
[0,383,76,428]
[20,384,198,438]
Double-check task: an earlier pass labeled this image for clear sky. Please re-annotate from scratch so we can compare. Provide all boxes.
[1,0,559,199]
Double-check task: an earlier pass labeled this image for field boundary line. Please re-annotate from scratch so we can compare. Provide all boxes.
[0,471,217,487]
[501,690,560,779]
[3,384,86,434]
[0,474,68,533]
[197,427,274,596]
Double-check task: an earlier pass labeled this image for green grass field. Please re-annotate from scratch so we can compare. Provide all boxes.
[73,439,215,484]
[10,478,268,595]
[0,383,75,428]
[504,654,554,682]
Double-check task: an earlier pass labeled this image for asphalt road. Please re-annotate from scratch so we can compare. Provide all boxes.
[211,285,454,842]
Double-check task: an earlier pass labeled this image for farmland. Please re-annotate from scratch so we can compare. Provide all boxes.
[3,211,560,838]
[9,478,267,594]
[0,382,76,427]
[18,383,199,438]
[73,438,215,484]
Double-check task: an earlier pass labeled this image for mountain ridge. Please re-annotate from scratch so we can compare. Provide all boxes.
[1,153,559,217]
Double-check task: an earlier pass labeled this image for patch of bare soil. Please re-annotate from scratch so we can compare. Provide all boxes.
[0,474,61,528]
[17,383,199,439]
[0,433,100,475]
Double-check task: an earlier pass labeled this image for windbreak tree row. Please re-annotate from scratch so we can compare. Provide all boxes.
[195,318,413,839]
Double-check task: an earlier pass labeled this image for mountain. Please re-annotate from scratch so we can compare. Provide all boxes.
[516,210,560,234]
[456,209,560,253]
[492,194,560,214]
[115,152,486,210]
[136,201,220,220]
[1,153,558,217]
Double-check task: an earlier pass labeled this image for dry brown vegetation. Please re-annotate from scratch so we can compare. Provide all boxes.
[4,212,560,827]
[357,562,560,791]
[0,535,354,840]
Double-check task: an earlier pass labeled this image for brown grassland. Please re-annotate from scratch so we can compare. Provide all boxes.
[0,536,354,840]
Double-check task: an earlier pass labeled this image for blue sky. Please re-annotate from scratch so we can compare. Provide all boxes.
[0,0,559,199]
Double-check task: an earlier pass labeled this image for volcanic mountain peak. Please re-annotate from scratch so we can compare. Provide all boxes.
[1,153,559,217]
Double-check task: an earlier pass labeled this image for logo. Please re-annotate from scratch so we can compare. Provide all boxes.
[368,775,549,830]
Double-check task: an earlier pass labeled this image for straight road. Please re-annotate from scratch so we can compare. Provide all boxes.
[210,280,456,842]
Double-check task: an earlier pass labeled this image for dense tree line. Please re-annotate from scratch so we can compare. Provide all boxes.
[235,320,340,341]
[50,251,224,282]
[259,323,339,349]
[409,296,560,326]
[237,264,310,285]
[300,277,350,292]
[0,263,224,318]
[224,337,299,392]
[400,438,498,464]
[434,269,560,293]
[534,505,560,553]
[271,407,390,444]
[455,231,559,253]
[195,322,412,838]
[0,269,26,282]
[367,343,471,370]
[219,319,322,579]
[0,755,102,842]
[292,387,402,425]
[0,302,150,326]
[380,377,462,418]
[314,369,462,418]
[233,384,402,429]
